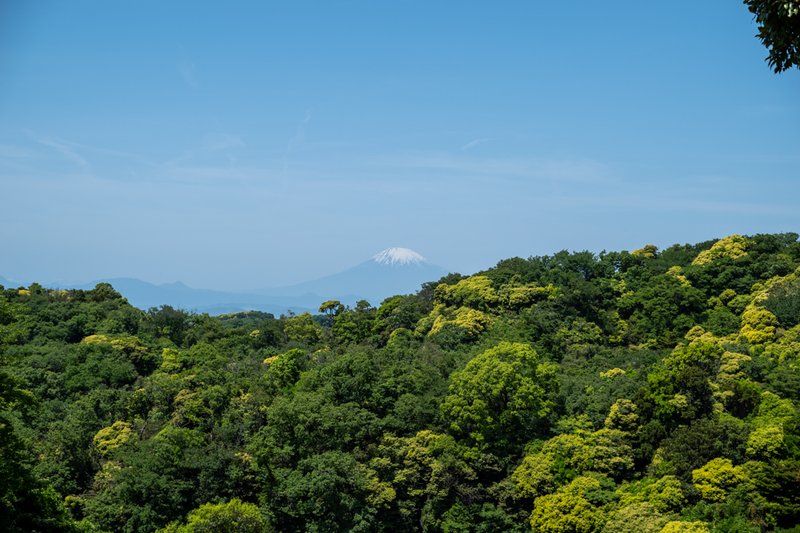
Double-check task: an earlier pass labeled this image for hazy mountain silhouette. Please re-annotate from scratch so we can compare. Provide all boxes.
[253,247,448,306]
[1,247,450,315]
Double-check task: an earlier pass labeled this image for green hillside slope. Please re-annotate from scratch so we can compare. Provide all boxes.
[1,233,799,532]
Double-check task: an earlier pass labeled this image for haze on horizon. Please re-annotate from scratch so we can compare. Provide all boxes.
[0,1,798,292]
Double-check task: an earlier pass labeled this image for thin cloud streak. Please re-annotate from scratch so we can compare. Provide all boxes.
[460,138,491,151]
[30,135,91,171]
[367,152,614,185]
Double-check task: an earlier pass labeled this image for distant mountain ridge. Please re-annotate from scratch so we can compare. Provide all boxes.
[0,247,450,316]
[252,247,448,305]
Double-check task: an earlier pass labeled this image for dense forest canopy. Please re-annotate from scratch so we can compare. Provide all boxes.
[2,233,800,532]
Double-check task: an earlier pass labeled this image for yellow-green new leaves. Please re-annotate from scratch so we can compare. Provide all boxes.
[604,399,639,432]
[157,498,267,533]
[427,305,491,340]
[632,244,658,259]
[616,475,686,514]
[513,426,636,499]
[433,275,556,311]
[692,235,749,266]
[435,276,500,310]
[82,333,151,369]
[746,391,797,460]
[441,342,557,450]
[659,521,711,533]
[529,476,608,533]
[602,503,668,533]
[93,421,134,457]
[746,425,785,460]
[263,348,305,390]
[738,268,800,345]
[740,306,779,344]
[283,313,322,344]
[691,458,747,502]
[513,433,586,499]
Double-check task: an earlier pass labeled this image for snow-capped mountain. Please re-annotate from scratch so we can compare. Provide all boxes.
[254,247,449,307]
[372,247,426,266]
[1,247,451,316]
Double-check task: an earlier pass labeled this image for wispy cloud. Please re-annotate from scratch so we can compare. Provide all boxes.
[459,138,491,151]
[164,133,245,168]
[31,135,91,171]
[367,151,613,185]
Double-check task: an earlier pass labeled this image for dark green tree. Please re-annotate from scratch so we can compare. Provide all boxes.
[745,0,800,72]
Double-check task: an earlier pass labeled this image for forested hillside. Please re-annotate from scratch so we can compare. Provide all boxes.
[2,233,800,533]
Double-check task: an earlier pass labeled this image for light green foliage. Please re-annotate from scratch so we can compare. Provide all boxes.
[665,266,691,287]
[691,458,747,502]
[433,274,555,312]
[600,368,626,379]
[441,342,557,449]
[602,502,667,533]
[92,421,134,457]
[158,498,267,532]
[428,305,491,340]
[554,318,604,359]
[648,476,686,513]
[763,323,800,363]
[716,351,751,385]
[754,390,796,425]
[283,312,323,343]
[659,521,710,533]
[692,235,749,266]
[616,475,686,514]
[263,348,305,390]
[529,476,609,533]
[740,305,779,344]
[513,432,595,499]
[513,451,558,500]
[514,426,635,499]
[646,338,722,423]
[746,425,785,459]
[604,399,639,432]
[159,347,184,373]
[82,333,148,357]
[501,283,557,309]
[632,244,658,259]
[585,429,634,480]
[318,299,344,317]
[435,276,501,310]
[746,391,796,459]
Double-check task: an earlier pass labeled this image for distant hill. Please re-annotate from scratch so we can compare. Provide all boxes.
[253,247,449,306]
[0,247,451,315]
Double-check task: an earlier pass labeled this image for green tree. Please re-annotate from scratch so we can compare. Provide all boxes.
[159,498,267,532]
[744,0,800,72]
[441,342,557,451]
[529,475,610,533]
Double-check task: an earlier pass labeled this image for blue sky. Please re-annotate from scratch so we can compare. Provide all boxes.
[0,1,798,290]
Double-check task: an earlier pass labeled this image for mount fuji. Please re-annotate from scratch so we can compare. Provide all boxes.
[253,247,449,307]
[0,248,450,315]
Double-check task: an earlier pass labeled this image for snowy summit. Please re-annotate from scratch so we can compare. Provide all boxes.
[372,247,426,266]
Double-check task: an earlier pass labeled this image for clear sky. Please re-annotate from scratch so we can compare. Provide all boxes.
[0,1,798,290]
